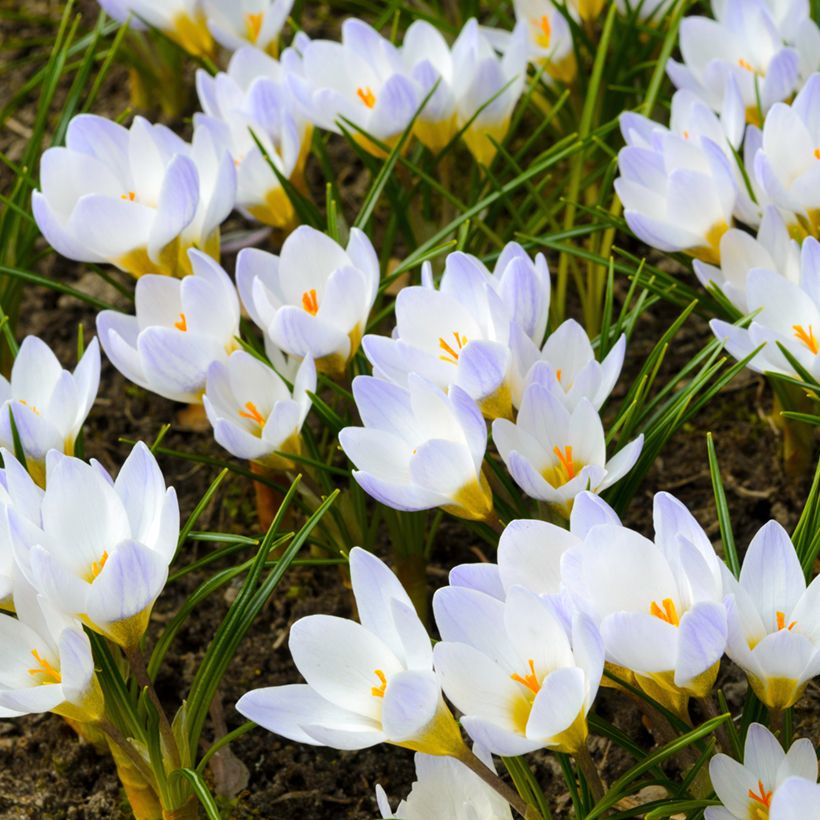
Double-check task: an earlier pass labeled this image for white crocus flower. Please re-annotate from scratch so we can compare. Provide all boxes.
[561,492,727,713]
[0,581,103,723]
[96,250,240,404]
[433,584,604,756]
[236,226,379,376]
[287,19,419,156]
[237,547,465,756]
[753,74,820,237]
[203,350,315,468]
[33,114,235,278]
[376,744,512,820]
[492,386,643,516]
[720,521,820,710]
[204,0,292,55]
[7,443,179,650]
[707,723,818,820]
[339,375,494,522]
[710,237,820,379]
[0,336,99,483]
[194,46,310,229]
[507,0,575,83]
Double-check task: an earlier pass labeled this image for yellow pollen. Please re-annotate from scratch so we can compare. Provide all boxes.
[301,288,319,316]
[120,191,136,201]
[553,445,575,480]
[738,57,755,72]
[371,669,387,698]
[438,331,467,364]
[793,324,819,354]
[238,401,265,426]
[814,148,820,160]
[174,313,188,332]
[775,610,797,631]
[246,11,263,41]
[748,779,772,811]
[357,86,376,108]
[532,15,551,48]
[27,649,62,684]
[510,659,541,695]
[650,597,680,626]
[90,550,109,580]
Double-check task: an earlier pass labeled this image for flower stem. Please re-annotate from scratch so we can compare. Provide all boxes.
[698,695,731,752]
[98,717,158,791]
[574,742,606,804]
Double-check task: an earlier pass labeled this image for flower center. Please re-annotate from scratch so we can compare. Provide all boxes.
[90,550,109,581]
[238,401,266,427]
[175,313,188,332]
[245,11,263,41]
[747,779,772,814]
[302,288,319,316]
[531,15,551,48]
[775,610,797,631]
[356,86,376,108]
[510,658,541,695]
[120,191,137,201]
[793,323,819,354]
[650,597,680,626]
[553,445,575,481]
[27,649,62,684]
[438,331,468,364]
[371,669,387,698]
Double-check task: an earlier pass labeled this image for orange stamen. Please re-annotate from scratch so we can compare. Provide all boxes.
[738,57,755,72]
[438,331,467,364]
[120,191,136,201]
[555,369,562,382]
[90,550,109,580]
[511,659,541,695]
[301,288,319,316]
[775,610,797,631]
[650,597,680,626]
[553,445,575,480]
[356,86,376,108]
[371,669,387,698]
[246,12,263,41]
[27,649,62,684]
[532,15,551,48]
[174,313,188,332]
[793,324,819,355]
[747,779,772,809]
[814,148,820,160]
[238,401,265,426]
[19,399,40,415]
[683,130,690,140]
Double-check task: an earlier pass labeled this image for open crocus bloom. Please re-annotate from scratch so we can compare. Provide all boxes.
[33,114,235,278]
[561,492,727,714]
[376,744,512,820]
[753,74,820,237]
[492,387,643,516]
[97,250,240,403]
[508,0,575,83]
[287,19,419,155]
[97,0,214,57]
[236,226,379,376]
[433,585,604,756]
[204,0,293,55]
[7,443,179,650]
[194,46,310,229]
[0,581,103,723]
[720,521,820,710]
[340,375,493,522]
[237,547,465,756]
[203,350,315,468]
[706,723,818,820]
[0,336,99,483]
[710,237,820,379]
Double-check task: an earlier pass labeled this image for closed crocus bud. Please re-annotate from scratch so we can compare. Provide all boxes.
[339,375,494,522]
[32,114,235,278]
[204,0,293,56]
[237,548,466,757]
[0,336,100,484]
[203,350,315,468]
[509,0,575,83]
[97,250,241,403]
[433,585,604,756]
[236,226,379,376]
[721,521,820,710]
[706,723,818,820]
[7,443,179,650]
[492,386,643,516]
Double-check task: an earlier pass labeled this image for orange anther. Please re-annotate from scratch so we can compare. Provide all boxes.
[120,191,136,201]
[532,15,551,48]
[174,313,188,332]
[793,324,819,355]
[438,331,467,364]
[302,289,319,316]
[775,610,797,631]
[90,550,109,580]
[356,86,376,108]
[371,669,387,698]
[238,401,265,426]
[246,12,263,41]
[511,659,541,695]
[28,649,62,684]
[650,597,680,626]
[553,445,575,480]
[747,779,772,809]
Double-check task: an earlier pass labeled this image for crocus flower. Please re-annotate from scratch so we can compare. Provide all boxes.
[96,250,240,403]
[0,336,100,484]
[376,744,512,820]
[769,778,820,819]
[707,723,818,820]
[339,375,494,522]
[203,350,315,468]
[33,114,235,278]
[287,19,419,155]
[236,226,379,375]
[7,442,179,650]
[492,386,643,516]
[433,585,604,756]
[0,581,103,723]
[561,492,727,713]
[506,0,575,83]
[194,46,310,228]
[237,547,466,757]
[204,0,293,55]
[720,521,820,710]
[710,237,820,379]
[753,74,820,237]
